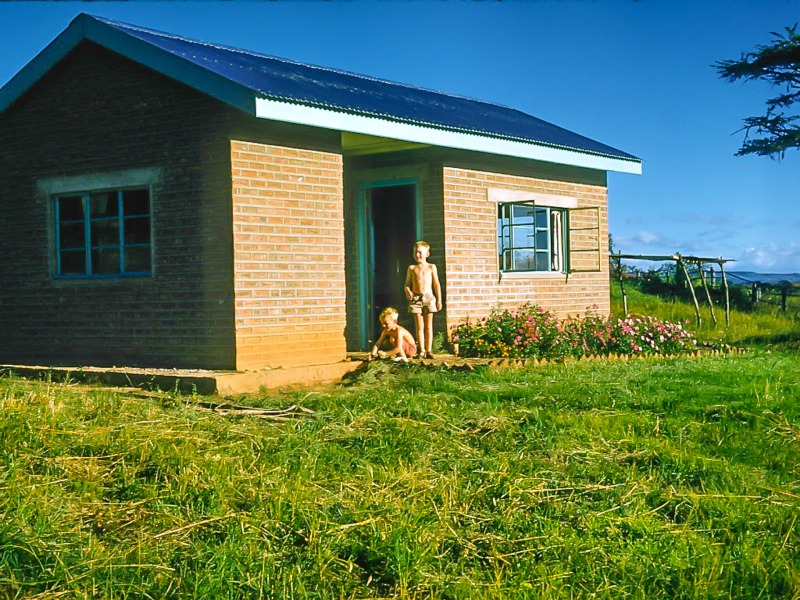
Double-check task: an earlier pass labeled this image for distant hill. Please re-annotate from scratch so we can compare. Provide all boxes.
[728,272,800,285]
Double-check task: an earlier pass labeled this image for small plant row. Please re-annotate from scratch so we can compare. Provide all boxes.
[451,303,705,359]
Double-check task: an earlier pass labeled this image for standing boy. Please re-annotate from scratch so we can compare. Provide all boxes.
[404,240,443,359]
[370,307,417,362]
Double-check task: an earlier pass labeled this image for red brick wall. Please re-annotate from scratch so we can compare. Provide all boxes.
[0,42,238,369]
[0,40,613,368]
[442,167,610,333]
[231,141,346,368]
[342,152,610,350]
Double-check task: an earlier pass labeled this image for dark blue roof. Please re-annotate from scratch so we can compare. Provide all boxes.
[93,16,638,163]
[0,14,640,169]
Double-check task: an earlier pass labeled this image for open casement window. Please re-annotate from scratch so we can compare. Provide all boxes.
[498,201,601,274]
[53,188,152,278]
[566,206,602,273]
[498,202,568,273]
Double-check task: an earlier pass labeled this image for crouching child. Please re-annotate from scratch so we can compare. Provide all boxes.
[370,307,417,363]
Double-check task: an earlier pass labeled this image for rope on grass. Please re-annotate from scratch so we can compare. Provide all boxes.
[153,513,236,539]
[191,401,316,419]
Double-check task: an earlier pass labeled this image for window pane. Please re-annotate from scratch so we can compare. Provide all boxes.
[123,189,150,216]
[512,226,534,248]
[90,192,118,218]
[91,248,120,275]
[60,250,86,275]
[124,216,151,245]
[59,222,85,249]
[512,204,535,224]
[536,251,550,271]
[58,196,84,221]
[124,246,151,273]
[535,229,549,250]
[535,208,548,229]
[91,219,119,247]
[512,250,536,271]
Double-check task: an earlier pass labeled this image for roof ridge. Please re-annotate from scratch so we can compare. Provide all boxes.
[86,13,525,115]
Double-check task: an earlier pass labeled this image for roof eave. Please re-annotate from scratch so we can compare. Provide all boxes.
[0,13,256,115]
[255,97,642,175]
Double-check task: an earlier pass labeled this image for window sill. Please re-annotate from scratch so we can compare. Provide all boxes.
[51,273,153,285]
[499,271,568,280]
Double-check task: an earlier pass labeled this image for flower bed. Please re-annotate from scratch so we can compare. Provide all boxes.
[450,304,699,359]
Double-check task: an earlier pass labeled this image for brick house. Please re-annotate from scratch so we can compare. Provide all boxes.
[0,14,641,371]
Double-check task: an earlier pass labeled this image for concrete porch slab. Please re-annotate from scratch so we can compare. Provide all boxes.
[0,359,365,396]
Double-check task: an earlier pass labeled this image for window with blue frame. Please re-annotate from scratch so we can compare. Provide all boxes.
[498,202,567,273]
[54,188,151,277]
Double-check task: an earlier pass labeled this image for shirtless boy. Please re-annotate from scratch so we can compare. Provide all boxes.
[404,240,443,359]
[370,307,417,363]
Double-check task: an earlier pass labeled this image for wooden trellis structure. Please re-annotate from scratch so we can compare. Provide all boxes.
[611,253,736,327]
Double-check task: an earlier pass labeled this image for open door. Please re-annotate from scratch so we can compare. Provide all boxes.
[362,184,418,346]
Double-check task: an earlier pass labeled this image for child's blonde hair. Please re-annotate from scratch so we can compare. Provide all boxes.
[414,240,430,251]
[379,307,399,323]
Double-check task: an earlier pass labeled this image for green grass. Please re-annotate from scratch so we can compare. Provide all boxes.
[2,348,800,598]
[611,281,800,350]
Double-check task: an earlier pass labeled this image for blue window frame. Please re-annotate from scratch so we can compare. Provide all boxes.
[498,202,567,273]
[53,188,151,278]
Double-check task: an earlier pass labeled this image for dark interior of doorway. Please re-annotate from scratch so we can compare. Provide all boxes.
[369,184,416,344]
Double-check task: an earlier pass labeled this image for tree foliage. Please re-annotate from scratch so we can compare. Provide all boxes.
[715,24,800,158]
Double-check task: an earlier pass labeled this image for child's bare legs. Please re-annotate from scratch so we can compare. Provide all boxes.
[424,313,434,356]
[413,313,425,357]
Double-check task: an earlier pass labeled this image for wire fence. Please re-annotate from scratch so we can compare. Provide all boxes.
[718,271,799,313]
[612,259,800,316]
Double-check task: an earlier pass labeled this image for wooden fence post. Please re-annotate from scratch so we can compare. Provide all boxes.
[781,284,788,314]
[719,261,730,328]
[615,255,628,315]
[677,257,702,328]
[698,263,718,326]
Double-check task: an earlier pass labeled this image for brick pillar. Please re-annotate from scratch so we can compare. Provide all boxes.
[231,141,346,369]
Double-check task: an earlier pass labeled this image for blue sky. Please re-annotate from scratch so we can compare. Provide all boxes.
[2,1,798,273]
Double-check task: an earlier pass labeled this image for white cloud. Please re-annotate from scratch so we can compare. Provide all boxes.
[738,242,800,273]
[614,230,676,255]
[633,231,666,245]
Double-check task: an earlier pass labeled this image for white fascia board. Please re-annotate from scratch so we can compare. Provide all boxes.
[256,97,642,175]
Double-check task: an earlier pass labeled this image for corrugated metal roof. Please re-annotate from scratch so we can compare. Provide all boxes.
[1,14,641,170]
[100,16,639,163]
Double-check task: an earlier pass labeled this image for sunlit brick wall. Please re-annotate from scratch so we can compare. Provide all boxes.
[231,141,346,368]
[442,167,610,334]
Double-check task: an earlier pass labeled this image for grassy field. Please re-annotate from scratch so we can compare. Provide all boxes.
[611,282,800,350]
[2,354,799,598]
[1,291,799,598]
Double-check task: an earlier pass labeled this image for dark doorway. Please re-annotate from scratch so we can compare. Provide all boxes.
[368,184,417,344]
